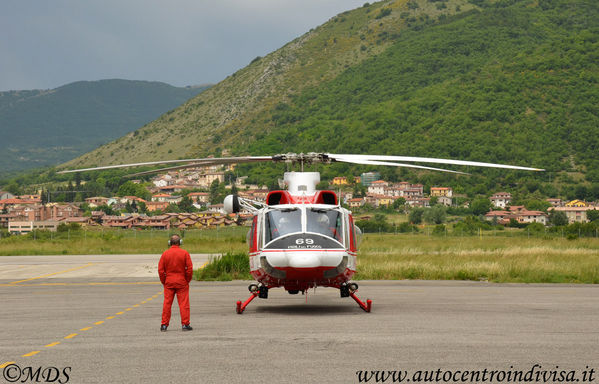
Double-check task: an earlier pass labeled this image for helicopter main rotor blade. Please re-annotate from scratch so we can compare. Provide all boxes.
[125,162,232,177]
[333,157,469,174]
[327,154,544,172]
[57,156,274,174]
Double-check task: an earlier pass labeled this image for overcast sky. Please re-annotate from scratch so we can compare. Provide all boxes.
[0,1,368,91]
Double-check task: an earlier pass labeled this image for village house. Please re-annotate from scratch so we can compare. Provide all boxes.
[484,210,513,225]
[0,198,38,211]
[0,213,20,228]
[508,205,526,213]
[516,210,548,225]
[348,198,365,208]
[546,198,563,208]
[207,204,226,214]
[9,221,59,234]
[367,180,388,196]
[57,216,95,227]
[331,177,349,186]
[101,216,136,229]
[135,215,171,229]
[196,173,225,188]
[406,197,431,208]
[152,193,173,203]
[145,201,169,212]
[436,196,453,207]
[85,196,110,207]
[430,187,453,198]
[0,191,16,200]
[120,196,148,205]
[490,192,512,208]
[549,206,598,223]
[187,192,210,204]
[152,174,174,188]
[19,194,41,202]
[565,199,588,208]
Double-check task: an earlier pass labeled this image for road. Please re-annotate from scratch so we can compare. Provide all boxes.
[1,255,598,383]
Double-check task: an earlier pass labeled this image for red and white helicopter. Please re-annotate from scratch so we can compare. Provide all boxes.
[60,152,543,313]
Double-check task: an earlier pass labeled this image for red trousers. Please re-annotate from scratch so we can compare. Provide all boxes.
[162,285,190,326]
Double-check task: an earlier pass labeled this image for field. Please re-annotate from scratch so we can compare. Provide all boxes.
[1,227,598,283]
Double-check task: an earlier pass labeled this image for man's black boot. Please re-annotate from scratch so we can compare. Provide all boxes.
[160,325,168,332]
[182,324,193,331]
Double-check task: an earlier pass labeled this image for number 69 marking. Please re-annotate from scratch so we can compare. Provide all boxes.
[295,238,314,245]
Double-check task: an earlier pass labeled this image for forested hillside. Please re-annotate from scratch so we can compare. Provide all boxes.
[238,0,599,199]
[0,80,209,175]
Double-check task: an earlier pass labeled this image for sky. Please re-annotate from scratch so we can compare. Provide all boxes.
[0,0,368,91]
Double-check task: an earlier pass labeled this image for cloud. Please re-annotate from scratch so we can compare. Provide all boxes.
[0,0,366,90]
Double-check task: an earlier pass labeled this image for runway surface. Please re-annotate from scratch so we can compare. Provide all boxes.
[1,255,598,383]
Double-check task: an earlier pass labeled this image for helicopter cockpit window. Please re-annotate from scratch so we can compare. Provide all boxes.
[306,208,343,244]
[264,208,302,243]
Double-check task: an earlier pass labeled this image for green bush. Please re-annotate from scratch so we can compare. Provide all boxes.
[194,252,251,281]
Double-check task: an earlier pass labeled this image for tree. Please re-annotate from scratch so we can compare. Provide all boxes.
[6,181,21,195]
[549,210,568,226]
[408,208,424,224]
[423,206,446,224]
[117,181,150,200]
[392,197,406,210]
[209,179,226,204]
[178,196,195,212]
[471,197,492,216]
[586,209,599,222]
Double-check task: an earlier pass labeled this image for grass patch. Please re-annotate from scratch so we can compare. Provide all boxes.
[194,252,251,281]
[0,227,248,255]
[355,234,599,284]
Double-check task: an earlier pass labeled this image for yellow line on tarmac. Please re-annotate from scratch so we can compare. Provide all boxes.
[2,281,161,287]
[80,327,93,331]
[45,342,60,348]
[125,308,132,311]
[22,351,40,357]
[8,263,95,285]
[0,361,16,368]
[64,333,77,339]
[106,316,115,320]
[116,311,124,315]
[94,321,104,325]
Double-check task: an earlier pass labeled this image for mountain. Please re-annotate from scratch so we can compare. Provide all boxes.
[0,80,210,175]
[64,0,599,199]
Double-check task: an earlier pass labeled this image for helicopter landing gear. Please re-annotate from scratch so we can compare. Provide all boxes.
[340,282,372,312]
[236,284,267,314]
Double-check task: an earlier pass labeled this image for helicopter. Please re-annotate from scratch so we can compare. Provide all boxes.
[59,152,543,313]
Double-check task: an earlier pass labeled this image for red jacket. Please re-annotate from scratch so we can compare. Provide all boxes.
[158,245,193,288]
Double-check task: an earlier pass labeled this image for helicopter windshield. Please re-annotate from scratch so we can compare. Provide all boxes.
[265,208,302,243]
[306,208,343,243]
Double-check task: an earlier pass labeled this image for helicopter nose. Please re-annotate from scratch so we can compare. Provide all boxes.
[288,252,321,268]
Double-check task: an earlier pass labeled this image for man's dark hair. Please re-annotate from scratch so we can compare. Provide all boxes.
[169,234,181,246]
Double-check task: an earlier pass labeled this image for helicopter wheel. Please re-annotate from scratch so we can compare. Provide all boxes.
[340,284,350,298]
[287,290,299,295]
[258,285,269,299]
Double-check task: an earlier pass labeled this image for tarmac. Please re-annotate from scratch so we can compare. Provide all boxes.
[1,255,598,383]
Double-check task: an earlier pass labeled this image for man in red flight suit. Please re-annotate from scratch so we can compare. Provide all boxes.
[158,234,193,332]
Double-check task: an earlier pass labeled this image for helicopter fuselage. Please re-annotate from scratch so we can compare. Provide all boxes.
[247,202,359,292]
